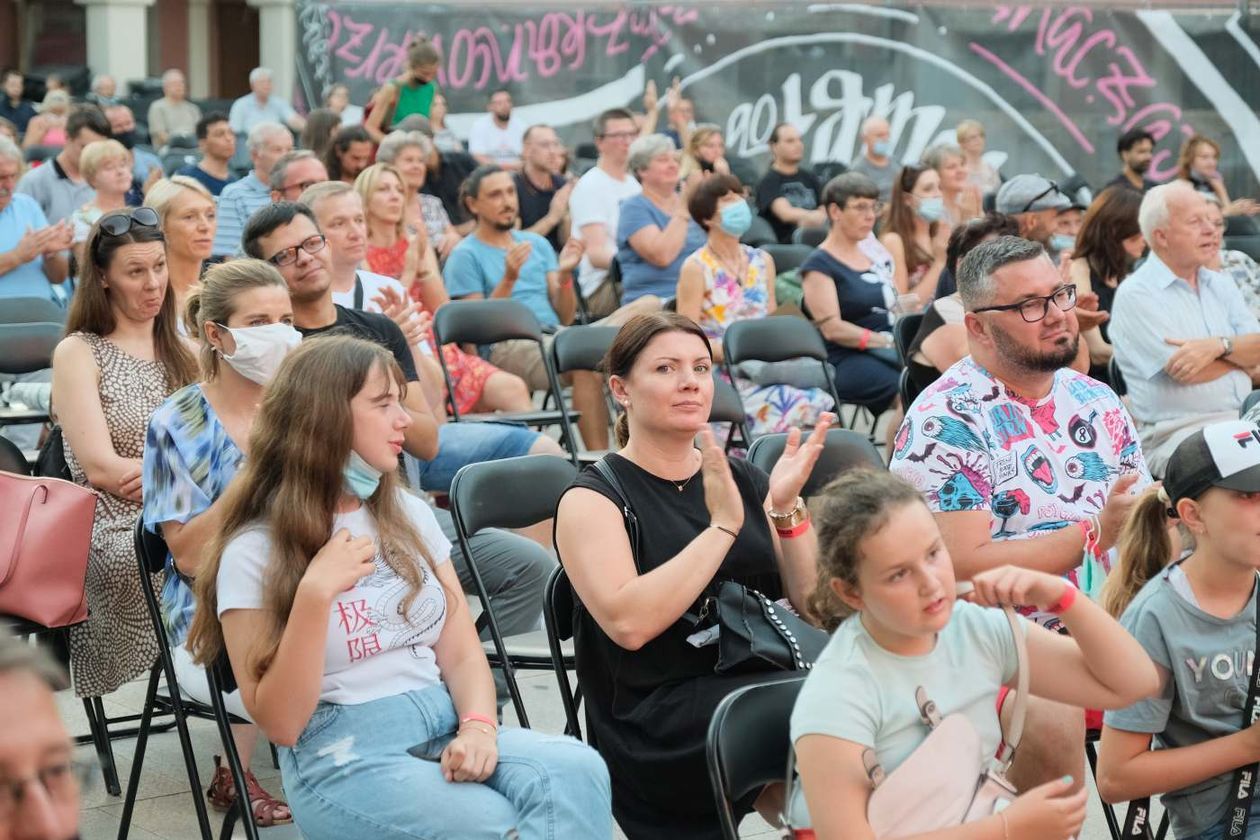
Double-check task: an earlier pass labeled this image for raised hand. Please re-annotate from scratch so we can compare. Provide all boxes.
[373,286,427,347]
[699,428,744,534]
[504,241,533,282]
[557,237,585,275]
[300,528,377,602]
[1097,473,1142,552]
[642,79,659,114]
[767,414,836,511]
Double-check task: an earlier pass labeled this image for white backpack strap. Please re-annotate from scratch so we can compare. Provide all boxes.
[995,606,1030,767]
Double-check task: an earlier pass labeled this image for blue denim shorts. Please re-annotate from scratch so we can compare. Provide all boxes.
[416,421,540,493]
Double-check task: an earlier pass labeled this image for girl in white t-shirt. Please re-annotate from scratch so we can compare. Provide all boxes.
[791,470,1157,839]
[186,335,610,839]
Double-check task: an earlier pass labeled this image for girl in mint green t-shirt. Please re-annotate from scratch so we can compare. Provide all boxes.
[791,470,1158,840]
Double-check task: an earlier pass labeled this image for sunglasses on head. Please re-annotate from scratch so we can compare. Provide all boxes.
[98,207,160,237]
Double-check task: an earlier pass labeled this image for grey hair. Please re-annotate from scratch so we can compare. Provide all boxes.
[376,130,433,164]
[1139,181,1199,241]
[91,73,113,92]
[269,149,318,191]
[0,136,23,167]
[957,235,1048,309]
[923,143,964,170]
[627,133,677,178]
[247,121,289,152]
[249,67,273,85]
[161,68,185,84]
[0,636,68,691]
[860,115,889,137]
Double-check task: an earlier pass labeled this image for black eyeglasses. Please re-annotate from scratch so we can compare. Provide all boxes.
[1021,182,1063,213]
[267,234,326,267]
[98,206,159,237]
[971,284,1077,323]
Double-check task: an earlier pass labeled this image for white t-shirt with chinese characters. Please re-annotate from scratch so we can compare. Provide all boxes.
[570,165,643,297]
[216,489,453,705]
[890,357,1150,618]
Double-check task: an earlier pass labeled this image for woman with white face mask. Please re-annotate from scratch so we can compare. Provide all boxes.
[141,258,299,826]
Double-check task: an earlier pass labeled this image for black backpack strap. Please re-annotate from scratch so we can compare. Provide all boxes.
[353,272,365,310]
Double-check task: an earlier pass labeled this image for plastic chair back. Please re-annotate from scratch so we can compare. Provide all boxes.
[433,298,544,347]
[747,428,885,497]
[0,322,62,374]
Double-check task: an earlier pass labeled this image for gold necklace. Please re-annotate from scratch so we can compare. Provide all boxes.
[671,473,696,493]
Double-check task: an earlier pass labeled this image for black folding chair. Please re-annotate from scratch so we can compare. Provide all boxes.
[721,316,843,422]
[549,324,619,460]
[1085,730,1170,840]
[706,676,807,840]
[711,373,752,451]
[123,519,268,840]
[448,455,579,727]
[432,299,579,459]
[1242,389,1260,419]
[761,244,813,276]
[0,321,60,425]
[791,225,827,247]
[739,214,778,248]
[1109,357,1127,398]
[542,565,583,739]
[893,313,924,366]
[746,428,884,498]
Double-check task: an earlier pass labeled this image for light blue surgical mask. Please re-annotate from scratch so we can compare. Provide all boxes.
[916,196,946,223]
[871,139,893,158]
[718,201,753,237]
[1049,233,1076,253]
[343,450,383,499]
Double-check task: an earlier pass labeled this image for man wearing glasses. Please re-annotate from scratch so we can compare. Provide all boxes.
[569,108,643,319]
[1110,182,1260,474]
[891,235,1150,795]
[268,150,329,203]
[0,636,86,839]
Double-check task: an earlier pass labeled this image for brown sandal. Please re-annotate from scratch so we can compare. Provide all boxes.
[206,755,293,826]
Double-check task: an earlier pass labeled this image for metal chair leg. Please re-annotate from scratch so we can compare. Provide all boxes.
[1086,738,1122,840]
[83,696,121,796]
[116,665,161,839]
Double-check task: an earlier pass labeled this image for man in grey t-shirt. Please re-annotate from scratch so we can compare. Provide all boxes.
[850,116,897,202]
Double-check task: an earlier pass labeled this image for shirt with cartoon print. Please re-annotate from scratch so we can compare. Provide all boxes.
[890,356,1150,623]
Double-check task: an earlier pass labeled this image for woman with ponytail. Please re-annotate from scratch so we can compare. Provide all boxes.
[1098,420,1260,839]
[792,470,1157,840]
[185,334,610,838]
[555,311,836,838]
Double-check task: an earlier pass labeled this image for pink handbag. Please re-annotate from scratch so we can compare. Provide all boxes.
[783,607,1036,839]
[0,471,97,628]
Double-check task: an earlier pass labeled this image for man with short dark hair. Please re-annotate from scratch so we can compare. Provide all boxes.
[242,201,439,461]
[568,107,641,316]
[16,107,109,224]
[0,636,80,840]
[1106,128,1159,194]
[268,150,328,202]
[175,112,237,196]
[514,124,571,253]
[468,88,525,169]
[756,122,826,244]
[213,121,292,255]
[0,70,36,136]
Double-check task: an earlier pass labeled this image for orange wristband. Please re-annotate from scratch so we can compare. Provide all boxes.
[459,712,498,730]
[776,519,812,539]
[1046,584,1078,615]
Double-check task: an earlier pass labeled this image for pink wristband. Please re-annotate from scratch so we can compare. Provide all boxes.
[459,712,498,730]
[1046,585,1078,616]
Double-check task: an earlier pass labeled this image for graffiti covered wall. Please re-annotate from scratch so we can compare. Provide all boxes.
[295,2,1260,195]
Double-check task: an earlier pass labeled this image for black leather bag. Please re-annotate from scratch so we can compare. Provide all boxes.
[35,425,71,481]
[590,458,828,675]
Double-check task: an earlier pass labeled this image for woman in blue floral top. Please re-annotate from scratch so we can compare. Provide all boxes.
[676,174,833,437]
[143,258,300,825]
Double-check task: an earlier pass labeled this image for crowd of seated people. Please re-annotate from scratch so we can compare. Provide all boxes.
[10,49,1260,840]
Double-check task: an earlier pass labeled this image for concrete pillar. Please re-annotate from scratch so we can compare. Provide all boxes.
[77,0,155,87]
[186,0,212,98]
[246,0,296,105]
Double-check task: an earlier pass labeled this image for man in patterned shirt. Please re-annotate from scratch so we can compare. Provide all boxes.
[890,235,1151,792]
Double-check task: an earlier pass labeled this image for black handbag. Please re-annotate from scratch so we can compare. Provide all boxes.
[590,457,828,674]
[35,425,72,482]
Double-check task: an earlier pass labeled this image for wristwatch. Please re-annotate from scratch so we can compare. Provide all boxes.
[768,497,808,529]
[1221,336,1235,358]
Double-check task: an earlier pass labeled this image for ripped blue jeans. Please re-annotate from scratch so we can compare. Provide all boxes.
[278,683,611,840]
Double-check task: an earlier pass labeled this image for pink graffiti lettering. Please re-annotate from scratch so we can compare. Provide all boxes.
[1123,102,1195,181]
[1095,47,1156,125]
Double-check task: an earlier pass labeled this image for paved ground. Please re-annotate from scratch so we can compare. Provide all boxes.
[63,663,1138,839]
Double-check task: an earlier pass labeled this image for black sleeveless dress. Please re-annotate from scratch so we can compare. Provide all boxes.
[563,453,785,839]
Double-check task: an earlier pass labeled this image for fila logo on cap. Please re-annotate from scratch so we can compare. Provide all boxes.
[1206,422,1260,475]
[1234,430,1260,449]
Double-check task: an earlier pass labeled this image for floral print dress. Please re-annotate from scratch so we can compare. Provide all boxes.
[689,244,834,436]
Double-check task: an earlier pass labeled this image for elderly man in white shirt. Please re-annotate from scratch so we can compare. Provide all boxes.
[1109,181,1260,474]
[228,67,305,135]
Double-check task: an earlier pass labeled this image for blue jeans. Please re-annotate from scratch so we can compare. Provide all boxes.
[278,683,611,840]
[1180,801,1260,840]
[416,421,541,494]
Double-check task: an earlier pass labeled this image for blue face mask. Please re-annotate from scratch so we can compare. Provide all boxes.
[871,139,893,158]
[343,450,383,499]
[1049,233,1076,253]
[916,196,946,223]
[718,201,753,237]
